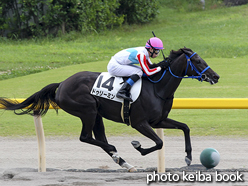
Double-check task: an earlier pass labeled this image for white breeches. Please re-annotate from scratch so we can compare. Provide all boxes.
[107,57,143,78]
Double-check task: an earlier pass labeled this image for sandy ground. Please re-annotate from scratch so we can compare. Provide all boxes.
[0,136,248,185]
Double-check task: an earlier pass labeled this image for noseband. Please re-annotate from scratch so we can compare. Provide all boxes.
[169,52,210,81]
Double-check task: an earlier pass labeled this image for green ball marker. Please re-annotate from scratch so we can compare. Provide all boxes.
[200,148,220,169]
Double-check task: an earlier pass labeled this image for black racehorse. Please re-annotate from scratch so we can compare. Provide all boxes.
[0,48,219,172]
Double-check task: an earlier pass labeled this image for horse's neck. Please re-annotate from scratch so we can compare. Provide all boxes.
[155,54,186,99]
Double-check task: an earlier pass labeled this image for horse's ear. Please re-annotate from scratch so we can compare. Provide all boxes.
[181,47,191,55]
[181,46,187,53]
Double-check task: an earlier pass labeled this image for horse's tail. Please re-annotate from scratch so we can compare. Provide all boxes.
[0,83,60,116]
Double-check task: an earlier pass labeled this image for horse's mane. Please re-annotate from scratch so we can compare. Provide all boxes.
[168,47,192,61]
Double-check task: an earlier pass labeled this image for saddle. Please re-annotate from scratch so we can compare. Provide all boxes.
[90,72,142,125]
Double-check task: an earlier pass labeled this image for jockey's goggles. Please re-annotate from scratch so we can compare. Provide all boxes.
[154,49,160,55]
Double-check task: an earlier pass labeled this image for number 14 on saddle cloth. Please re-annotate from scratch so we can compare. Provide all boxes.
[90,72,142,103]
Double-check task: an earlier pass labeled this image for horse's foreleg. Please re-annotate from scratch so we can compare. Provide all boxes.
[131,121,163,156]
[154,118,192,166]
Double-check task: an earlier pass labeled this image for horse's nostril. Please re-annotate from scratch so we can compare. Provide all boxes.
[213,75,220,80]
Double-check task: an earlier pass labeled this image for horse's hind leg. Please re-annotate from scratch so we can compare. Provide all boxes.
[93,114,108,143]
[57,96,135,171]
[82,114,136,172]
[79,115,115,153]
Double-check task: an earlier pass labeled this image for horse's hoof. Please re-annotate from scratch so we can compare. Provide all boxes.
[131,141,141,149]
[128,167,137,172]
[185,156,192,166]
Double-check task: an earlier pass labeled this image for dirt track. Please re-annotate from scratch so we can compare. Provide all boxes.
[0,136,248,185]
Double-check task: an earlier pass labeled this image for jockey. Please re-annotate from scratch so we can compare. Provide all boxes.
[107,37,164,102]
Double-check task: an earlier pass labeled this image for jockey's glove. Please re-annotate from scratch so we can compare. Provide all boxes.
[157,58,172,69]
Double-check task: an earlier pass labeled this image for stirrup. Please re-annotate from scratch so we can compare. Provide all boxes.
[116,92,133,102]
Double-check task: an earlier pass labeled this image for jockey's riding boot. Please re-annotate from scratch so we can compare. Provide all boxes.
[116,82,133,102]
[116,74,140,102]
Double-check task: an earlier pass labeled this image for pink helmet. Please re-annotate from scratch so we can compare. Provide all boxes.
[145,37,164,50]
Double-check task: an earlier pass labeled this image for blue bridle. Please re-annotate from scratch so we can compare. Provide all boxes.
[148,52,210,83]
[169,52,210,81]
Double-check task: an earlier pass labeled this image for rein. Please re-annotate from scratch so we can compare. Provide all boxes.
[147,69,167,83]
[148,52,210,83]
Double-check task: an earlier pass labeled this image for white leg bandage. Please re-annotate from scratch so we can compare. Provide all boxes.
[121,162,134,171]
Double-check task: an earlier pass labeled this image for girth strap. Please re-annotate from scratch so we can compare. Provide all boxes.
[121,100,130,125]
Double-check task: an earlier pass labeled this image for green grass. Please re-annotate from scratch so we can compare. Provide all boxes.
[0,5,248,80]
[0,5,248,137]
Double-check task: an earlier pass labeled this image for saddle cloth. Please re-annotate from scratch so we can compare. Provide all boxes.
[90,72,142,103]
